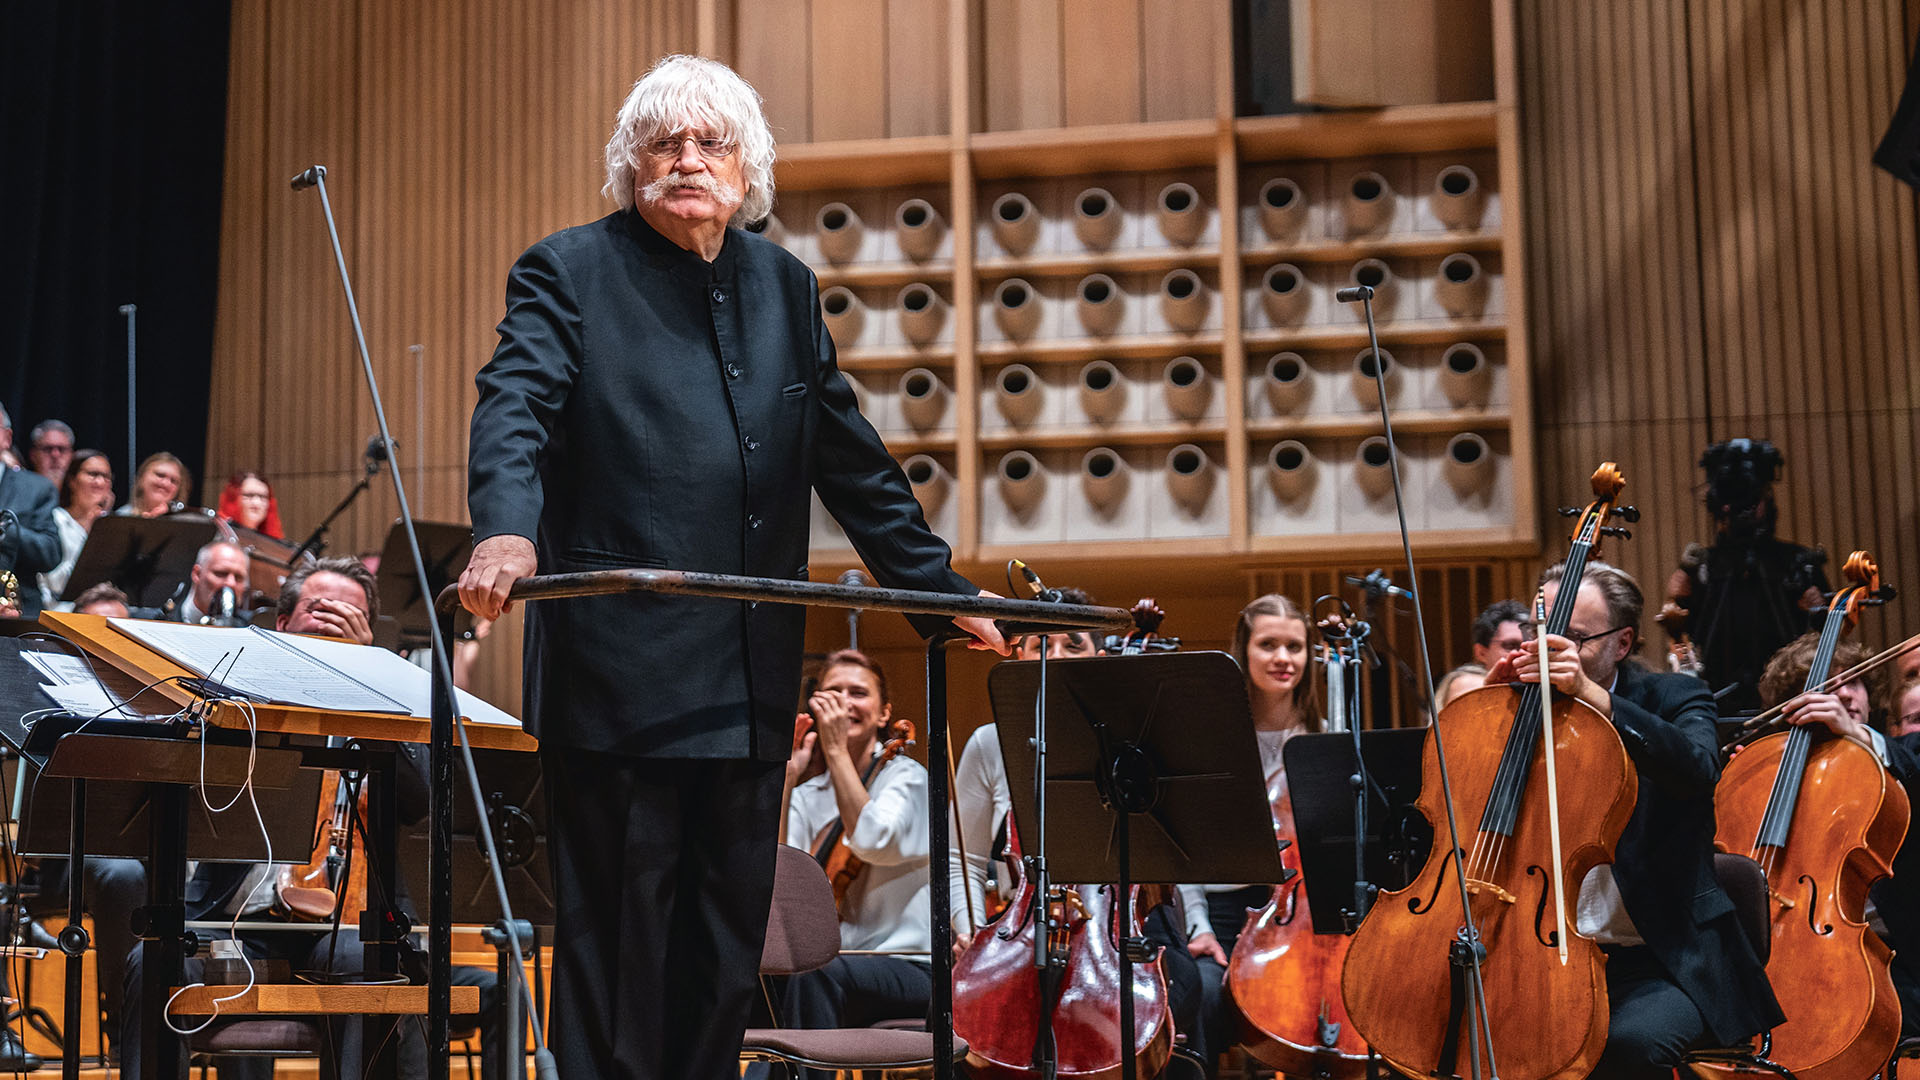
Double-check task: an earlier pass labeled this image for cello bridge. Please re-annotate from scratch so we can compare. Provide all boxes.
[1463,878,1517,905]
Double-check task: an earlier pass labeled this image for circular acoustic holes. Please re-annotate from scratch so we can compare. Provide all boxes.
[1343,170,1395,235]
[1257,177,1307,242]
[897,367,949,431]
[996,450,1045,515]
[1164,443,1214,513]
[1073,186,1122,250]
[1431,164,1486,231]
[819,286,865,345]
[1439,342,1491,407]
[1355,436,1395,498]
[744,212,785,244]
[1168,445,1207,475]
[994,363,1043,426]
[1159,268,1208,332]
[1434,253,1489,318]
[1351,347,1397,409]
[901,454,951,509]
[1443,432,1495,495]
[905,455,937,484]
[894,198,947,261]
[990,191,1040,255]
[1080,447,1130,512]
[1267,440,1315,501]
[1347,258,1396,316]
[815,202,864,263]
[1075,273,1125,336]
[1264,351,1311,414]
[1260,262,1309,325]
[1078,360,1127,423]
[1156,182,1207,246]
[1162,356,1212,420]
[1084,448,1120,478]
[993,278,1042,340]
[896,282,948,345]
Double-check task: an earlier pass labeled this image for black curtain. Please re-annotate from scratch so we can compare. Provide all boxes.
[1,1,231,505]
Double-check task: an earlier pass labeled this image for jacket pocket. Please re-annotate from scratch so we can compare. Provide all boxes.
[560,547,666,570]
[782,381,809,398]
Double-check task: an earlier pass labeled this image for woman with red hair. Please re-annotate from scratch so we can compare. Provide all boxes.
[217,471,283,539]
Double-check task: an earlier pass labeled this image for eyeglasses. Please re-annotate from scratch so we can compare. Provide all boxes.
[33,443,72,456]
[1518,622,1632,649]
[644,135,736,160]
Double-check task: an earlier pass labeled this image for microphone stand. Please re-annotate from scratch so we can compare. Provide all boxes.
[287,451,383,566]
[1337,284,1496,1080]
[293,163,558,1080]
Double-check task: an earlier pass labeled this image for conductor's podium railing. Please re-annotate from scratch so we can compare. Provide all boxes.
[424,567,1133,1080]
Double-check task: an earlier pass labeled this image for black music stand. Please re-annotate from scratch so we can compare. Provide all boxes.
[375,522,472,650]
[58,514,220,609]
[989,651,1288,1080]
[1281,728,1432,934]
[399,747,552,926]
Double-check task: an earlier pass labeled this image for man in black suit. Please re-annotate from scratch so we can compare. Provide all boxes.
[1485,560,1783,1079]
[457,54,1005,1080]
[0,402,63,618]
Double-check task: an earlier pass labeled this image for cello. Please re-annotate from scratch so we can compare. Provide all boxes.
[1707,550,1908,1080]
[1341,462,1640,1080]
[1225,608,1370,1078]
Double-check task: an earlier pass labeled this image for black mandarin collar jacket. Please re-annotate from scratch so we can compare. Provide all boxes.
[469,209,971,760]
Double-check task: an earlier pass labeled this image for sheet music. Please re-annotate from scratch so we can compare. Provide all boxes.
[108,620,408,714]
[286,634,522,728]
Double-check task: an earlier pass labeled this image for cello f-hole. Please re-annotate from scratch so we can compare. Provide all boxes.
[1527,864,1560,949]
[1409,847,1459,916]
[1798,875,1833,935]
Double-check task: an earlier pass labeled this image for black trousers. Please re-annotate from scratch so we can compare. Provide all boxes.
[543,749,784,1080]
[1590,945,1710,1080]
[1191,885,1268,1075]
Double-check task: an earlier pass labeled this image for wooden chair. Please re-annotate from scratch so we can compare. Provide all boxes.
[741,844,968,1077]
[1678,853,1795,1080]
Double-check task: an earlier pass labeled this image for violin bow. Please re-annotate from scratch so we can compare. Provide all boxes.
[1534,588,1570,966]
[1722,629,1920,751]
[944,723,980,938]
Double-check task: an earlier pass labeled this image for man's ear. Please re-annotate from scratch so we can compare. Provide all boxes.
[1614,629,1636,666]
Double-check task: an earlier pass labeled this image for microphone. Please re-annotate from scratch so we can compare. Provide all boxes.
[1346,568,1413,601]
[365,434,391,462]
[1011,559,1064,604]
[1335,285,1376,303]
[290,165,327,191]
[204,585,246,628]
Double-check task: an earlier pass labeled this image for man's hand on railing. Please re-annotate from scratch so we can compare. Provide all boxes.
[458,534,539,620]
[954,589,1011,655]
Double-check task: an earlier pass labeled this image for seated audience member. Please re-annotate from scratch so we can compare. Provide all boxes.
[1435,662,1488,709]
[40,448,114,609]
[115,452,190,518]
[73,581,131,618]
[26,419,74,488]
[217,470,284,540]
[0,403,62,618]
[774,650,930,1076]
[165,539,251,624]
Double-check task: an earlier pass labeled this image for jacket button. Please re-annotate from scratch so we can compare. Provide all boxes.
[725,363,741,379]
[744,436,759,452]
[748,515,762,530]
[712,287,726,304]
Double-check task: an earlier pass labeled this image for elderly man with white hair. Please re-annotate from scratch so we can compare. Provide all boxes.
[458,55,1005,1080]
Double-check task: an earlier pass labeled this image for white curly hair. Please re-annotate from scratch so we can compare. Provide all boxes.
[603,54,776,225]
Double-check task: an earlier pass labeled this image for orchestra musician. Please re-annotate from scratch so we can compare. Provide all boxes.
[1175,594,1317,1074]
[160,538,251,624]
[39,447,113,610]
[0,403,62,619]
[216,470,284,540]
[455,53,1003,1080]
[114,451,190,518]
[1482,560,1783,1079]
[770,650,931,1073]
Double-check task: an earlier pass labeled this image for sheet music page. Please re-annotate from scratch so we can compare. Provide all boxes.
[107,620,409,714]
[279,634,522,728]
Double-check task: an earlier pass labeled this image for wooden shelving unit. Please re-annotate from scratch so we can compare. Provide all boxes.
[769,0,1534,569]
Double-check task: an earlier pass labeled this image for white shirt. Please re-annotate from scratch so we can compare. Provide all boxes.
[950,724,1012,931]
[786,750,930,954]
[1179,727,1295,940]
[38,507,88,610]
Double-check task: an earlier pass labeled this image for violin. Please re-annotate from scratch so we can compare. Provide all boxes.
[276,770,369,921]
[1341,462,1641,1080]
[1226,611,1371,1078]
[807,714,915,917]
[1705,550,1908,1080]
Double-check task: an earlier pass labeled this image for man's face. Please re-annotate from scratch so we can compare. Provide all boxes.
[29,431,72,485]
[1539,580,1633,689]
[277,572,369,636]
[1014,631,1101,662]
[78,599,129,618]
[634,125,746,230]
[1473,619,1526,669]
[1893,684,1920,739]
[190,544,251,610]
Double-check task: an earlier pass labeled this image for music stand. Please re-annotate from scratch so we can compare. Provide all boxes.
[399,748,553,927]
[375,521,472,649]
[1281,729,1433,934]
[989,651,1288,1080]
[58,514,220,608]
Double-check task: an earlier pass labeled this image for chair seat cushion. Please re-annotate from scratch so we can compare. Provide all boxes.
[740,1027,967,1069]
[870,1017,928,1031]
[188,1018,323,1055]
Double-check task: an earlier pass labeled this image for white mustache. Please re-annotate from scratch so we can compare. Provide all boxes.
[641,171,739,205]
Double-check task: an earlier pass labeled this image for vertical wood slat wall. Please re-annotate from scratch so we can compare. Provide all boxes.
[207,0,1920,728]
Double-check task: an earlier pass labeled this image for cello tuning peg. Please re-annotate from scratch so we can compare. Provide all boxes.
[1557,507,1581,518]
[1600,526,1633,539]
[1611,505,1640,522]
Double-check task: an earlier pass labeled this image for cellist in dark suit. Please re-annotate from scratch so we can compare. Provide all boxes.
[457,55,1005,1080]
[1485,560,1783,1080]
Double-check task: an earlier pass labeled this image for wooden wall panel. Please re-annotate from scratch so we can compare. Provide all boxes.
[1518,0,1920,658]
[1061,0,1143,127]
[981,0,1215,132]
[887,0,951,137]
[811,0,890,141]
